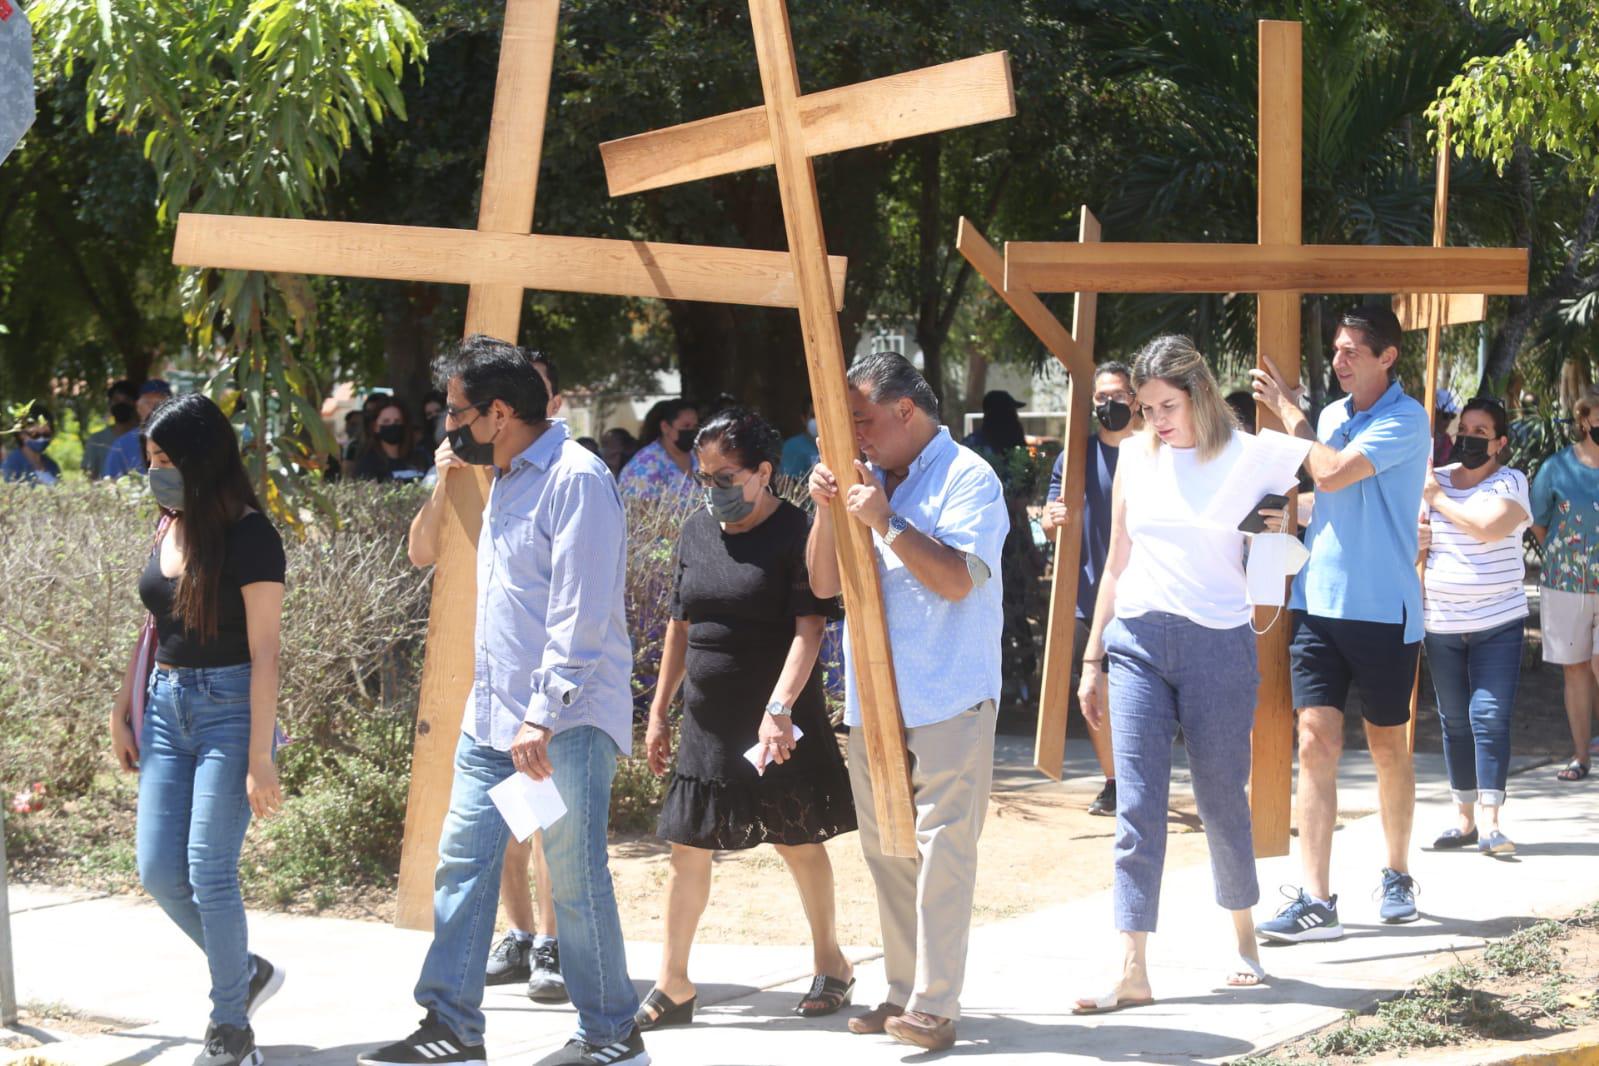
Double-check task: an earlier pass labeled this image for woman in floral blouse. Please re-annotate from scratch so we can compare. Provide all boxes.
[1530,385,1599,781]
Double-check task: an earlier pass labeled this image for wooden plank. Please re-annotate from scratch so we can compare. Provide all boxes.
[1249,19,1303,861]
[955,215,1097,781]
[1393,291,1485,332]
[749,0,916,859]
[394,0,558,933]
[600,51,1015,196]
[1004,241,1528,296]
[173,215,849,312]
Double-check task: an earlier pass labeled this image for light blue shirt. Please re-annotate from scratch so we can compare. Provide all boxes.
[781,432,819,478]
[1291,381,1431,642]
[103,429,146,479]
[843,427,1009,729]
[465,420,634,754]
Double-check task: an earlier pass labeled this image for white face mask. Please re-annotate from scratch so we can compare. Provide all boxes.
[806,417,819,439]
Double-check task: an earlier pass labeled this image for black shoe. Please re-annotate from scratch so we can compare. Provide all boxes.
[526,938,569,1004]
[194,1024,262,1066]
[246,955,285,1020]
[532,1029,649,1066]
[485,931,533,985]
[1088,780,1117,817]
[357,1013,486,1066]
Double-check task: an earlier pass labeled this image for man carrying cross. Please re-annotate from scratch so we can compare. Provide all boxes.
[1250,305,1431,942]
[364,336,646,1066]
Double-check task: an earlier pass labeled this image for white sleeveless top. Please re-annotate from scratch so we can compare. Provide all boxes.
[1115,431,1252,629]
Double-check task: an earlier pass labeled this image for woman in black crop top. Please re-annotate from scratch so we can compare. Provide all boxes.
[109,394,288,1066]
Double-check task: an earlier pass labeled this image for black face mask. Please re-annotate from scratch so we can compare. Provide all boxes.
[377,424,407,446]
[111,402,138,424]
[1450,435,1494,470]
[1095,400,1132,433]
[674,428,697,453]
[448,417,498,466]
[1589,427,1599,448]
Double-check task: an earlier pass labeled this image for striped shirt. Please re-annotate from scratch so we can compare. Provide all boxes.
[1422,465,1532,634]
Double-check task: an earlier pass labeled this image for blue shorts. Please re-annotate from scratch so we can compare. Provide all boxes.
[1289,611,1419,727]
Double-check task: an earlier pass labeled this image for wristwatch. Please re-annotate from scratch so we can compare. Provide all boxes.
[765,700,792,719]
[882,514,910,547]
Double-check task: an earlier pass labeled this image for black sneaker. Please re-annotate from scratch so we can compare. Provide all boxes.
[532,1029,650,1066]
[194,1024,262,1066]
[1087,780,1117,817]
[527,938,569,1004]
[357,1013,486,1066]
[246,955,285,1019]
[485,931,533,985]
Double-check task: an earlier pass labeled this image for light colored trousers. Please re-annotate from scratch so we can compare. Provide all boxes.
[848,699,997,1020]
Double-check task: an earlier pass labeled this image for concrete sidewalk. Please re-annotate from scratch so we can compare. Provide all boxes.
[5,748,1592,1066]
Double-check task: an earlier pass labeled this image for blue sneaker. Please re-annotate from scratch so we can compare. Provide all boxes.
[1378,868,1419,923]
[1255,886,1344,943]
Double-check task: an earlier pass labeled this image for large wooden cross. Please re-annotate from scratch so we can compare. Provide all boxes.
[172,0,853,929]
[1000,21,1528,856]
[955,211,1100,781]
[598,0,1015,857]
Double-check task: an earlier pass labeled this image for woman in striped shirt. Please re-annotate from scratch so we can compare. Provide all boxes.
[1418,397,1531,855]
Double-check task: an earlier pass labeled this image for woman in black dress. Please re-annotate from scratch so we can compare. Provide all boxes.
[639,407,857,1029]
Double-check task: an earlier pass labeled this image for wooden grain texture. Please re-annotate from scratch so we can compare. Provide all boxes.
[599,51,1015,196]
[1004,242,1528,296]
[1393,291,1484,332]
[394,0,560,932]
[172,215,849,311]
[1249,19,1303,861]
[953,212,1098,782]
[749,0,916,858]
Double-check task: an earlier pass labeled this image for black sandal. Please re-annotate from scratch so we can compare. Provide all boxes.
[795,974,855,1017]
[1558,759,1591,782]
[634,987,695,1031]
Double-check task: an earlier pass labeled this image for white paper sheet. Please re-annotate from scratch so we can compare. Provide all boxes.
[1196,430,1313,531]
[744,724,806,776]
[489,772,568,842]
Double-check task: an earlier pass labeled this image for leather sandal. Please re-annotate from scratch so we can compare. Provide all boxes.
[1557,759,1590,782]
[633,987,695,1031]
[795,974,855,1017]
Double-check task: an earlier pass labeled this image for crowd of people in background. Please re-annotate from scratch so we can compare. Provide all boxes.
[1,300,1587,1064]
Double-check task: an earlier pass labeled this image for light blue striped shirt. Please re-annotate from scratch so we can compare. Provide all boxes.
[465,420,634,754]
[843,427,1009,729]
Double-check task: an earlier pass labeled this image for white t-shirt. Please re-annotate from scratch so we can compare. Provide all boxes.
[1115,431,1252,629]
[1423,464,1532,634]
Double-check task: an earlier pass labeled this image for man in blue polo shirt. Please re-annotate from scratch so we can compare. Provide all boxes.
[1250,305,1431,942]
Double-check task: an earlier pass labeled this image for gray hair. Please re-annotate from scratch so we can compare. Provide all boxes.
[846,352,940,419]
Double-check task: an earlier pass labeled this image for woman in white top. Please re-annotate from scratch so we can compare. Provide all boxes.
[1418,396,1531,855]
[1074,336,1285,1013]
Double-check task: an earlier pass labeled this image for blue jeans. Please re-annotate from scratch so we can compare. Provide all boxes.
[136,663,256,1027]
[1106,613,1260,932]
[1425,618,1524,806]
[415,727,637,1048]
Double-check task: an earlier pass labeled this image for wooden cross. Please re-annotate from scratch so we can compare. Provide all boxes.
[171,0,853,929]
[999,21,1528,857]
[599,0,1015,857]
[955,211,1100,781]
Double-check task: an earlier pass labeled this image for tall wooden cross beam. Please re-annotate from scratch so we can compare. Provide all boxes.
[599,0,1015,857]
[1000,21,1529,857]
[172,0,851,929]
[955,211,1101,781]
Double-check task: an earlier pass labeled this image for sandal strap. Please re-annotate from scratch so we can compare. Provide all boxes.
[641,988,681,1021]
[801,974,852,1006]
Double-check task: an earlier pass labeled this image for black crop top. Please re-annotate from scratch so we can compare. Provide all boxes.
[137,511,287,668]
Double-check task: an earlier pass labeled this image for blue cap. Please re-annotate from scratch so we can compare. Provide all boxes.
[139,379,173,397]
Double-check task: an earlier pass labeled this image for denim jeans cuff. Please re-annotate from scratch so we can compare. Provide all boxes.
[1451,788,1479,805]
[1479,789,1506,807]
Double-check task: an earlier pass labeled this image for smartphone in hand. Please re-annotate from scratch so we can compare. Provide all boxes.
[1238,492,1291,534]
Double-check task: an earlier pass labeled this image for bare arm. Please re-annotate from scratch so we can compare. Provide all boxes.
[1424,476,1529,543]
[1076,473,1130,729]
[241,581,285,818]
[1251,357,1379,492]
[845,459,978,603]
[1532,524,1548,546]
[806,463,844,599]
[756,615,827,766]
[644,618,689,776]
[407,437,465,568]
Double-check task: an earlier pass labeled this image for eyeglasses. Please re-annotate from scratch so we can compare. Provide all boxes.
[444,400,492,421]
[691,468,752,490]
[1467,395,1507,416]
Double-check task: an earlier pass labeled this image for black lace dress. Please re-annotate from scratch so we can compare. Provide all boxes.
[656,499,856,850]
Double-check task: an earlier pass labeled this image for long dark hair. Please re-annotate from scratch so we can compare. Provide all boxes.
[363,400,415,456]
[145,394,264,640]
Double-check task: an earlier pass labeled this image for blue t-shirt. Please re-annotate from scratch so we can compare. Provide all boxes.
[103,429,147,479]
[2,449,62,485]
[1529,446,1599,594]
[780,432,819,478]
[1290,381,1431,642]
[1046,435,1120,620]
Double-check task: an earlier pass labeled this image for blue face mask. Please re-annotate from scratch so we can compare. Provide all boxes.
[24,435,51,454]
[148,466,186,511]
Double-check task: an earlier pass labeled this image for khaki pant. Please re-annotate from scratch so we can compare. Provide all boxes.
[847,699,997,1020]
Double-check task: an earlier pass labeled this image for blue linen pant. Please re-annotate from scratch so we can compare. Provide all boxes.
[1424,618,1524,806]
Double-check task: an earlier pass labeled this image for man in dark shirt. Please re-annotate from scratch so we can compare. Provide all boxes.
[1040,361,1140,816]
